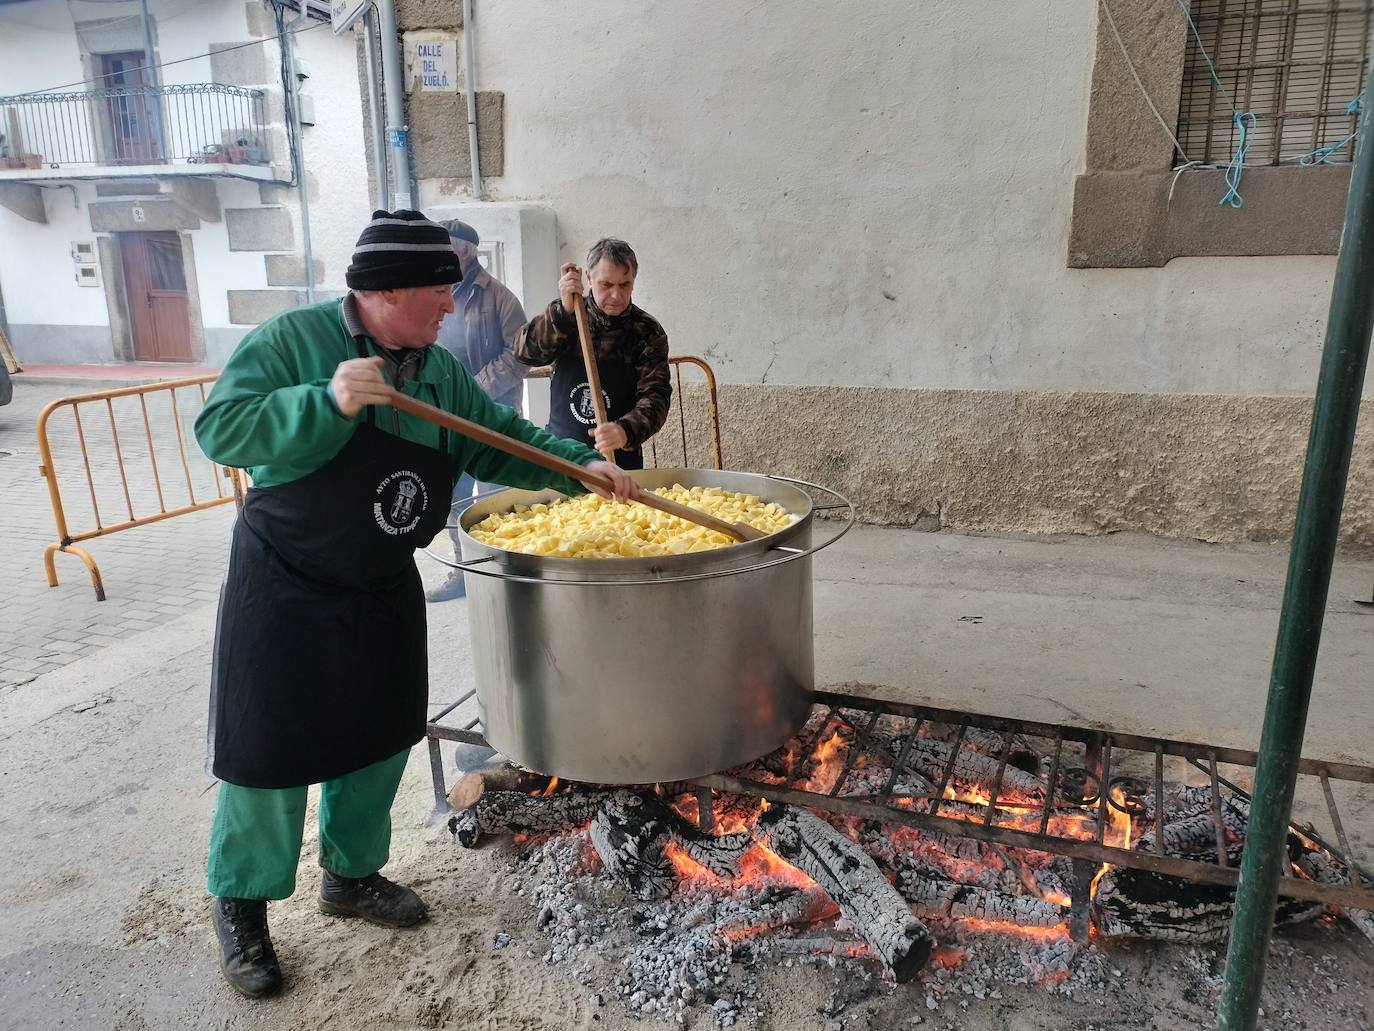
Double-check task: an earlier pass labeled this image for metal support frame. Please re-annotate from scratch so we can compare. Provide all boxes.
[425,688,1374,918]
[1217,57,1374,1031]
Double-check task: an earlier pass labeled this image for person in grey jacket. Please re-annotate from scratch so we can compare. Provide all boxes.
[427,219,528,602]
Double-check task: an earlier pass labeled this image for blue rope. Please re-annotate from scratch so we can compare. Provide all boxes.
[1175,0,1258,207]
[1220,111,1255,207]
[1298,97,1362,166]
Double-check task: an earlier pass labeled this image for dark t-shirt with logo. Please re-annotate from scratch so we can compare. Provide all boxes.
[514,296,671,449]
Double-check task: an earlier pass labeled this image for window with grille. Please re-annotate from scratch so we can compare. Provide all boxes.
[1175,0,1373,166]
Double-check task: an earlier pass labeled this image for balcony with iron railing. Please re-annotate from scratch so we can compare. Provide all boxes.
[0,83,279,181]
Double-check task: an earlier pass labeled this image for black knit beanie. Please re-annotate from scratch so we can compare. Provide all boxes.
[345,209,462,290]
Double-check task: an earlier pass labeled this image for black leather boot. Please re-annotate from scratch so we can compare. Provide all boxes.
[318,870,428,927]
[212,896,282,998]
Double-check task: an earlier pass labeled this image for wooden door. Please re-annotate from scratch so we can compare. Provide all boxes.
[100,52,161,164]
[121,232,192,362]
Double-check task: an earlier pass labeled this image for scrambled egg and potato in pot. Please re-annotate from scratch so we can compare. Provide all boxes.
[468,484,795,558]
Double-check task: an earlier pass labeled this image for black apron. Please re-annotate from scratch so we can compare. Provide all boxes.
[546,344,644,470]
[208,340,453,789]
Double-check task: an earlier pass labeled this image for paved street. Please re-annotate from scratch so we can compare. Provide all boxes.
[0,374,465,693]
[0,376,236,690]
[4,499,1374,1030]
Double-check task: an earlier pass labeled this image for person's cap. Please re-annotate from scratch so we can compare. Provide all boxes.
[441,219,480,247]
[345,209,462,290]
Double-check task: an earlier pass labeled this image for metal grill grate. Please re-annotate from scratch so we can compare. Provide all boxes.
[1176,0,1373,165]
[426,687,1374,938]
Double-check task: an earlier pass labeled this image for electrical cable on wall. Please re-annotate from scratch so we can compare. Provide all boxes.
[14,17,328,96]
[271,0,303,189]
[1098,0,1192,162]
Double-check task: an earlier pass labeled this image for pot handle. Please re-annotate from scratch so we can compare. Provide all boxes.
[428,476,857,587]
[763,475,857,553]
[443,555,497,571]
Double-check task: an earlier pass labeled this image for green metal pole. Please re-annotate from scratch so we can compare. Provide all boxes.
[1216,66,1374,1031]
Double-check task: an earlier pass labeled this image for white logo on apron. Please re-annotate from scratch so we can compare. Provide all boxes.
[373,470,429,536]
[569,381,612,426]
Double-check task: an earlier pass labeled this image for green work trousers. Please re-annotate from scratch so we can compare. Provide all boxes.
[206,747,410,900]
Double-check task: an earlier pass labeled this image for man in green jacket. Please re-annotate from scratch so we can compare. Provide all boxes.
[194,210,637,999]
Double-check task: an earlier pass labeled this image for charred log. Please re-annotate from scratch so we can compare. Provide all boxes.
[1093,862,1323,941]
[450,789,606,848]
[590,793,676,901]
[895,871,1069,928]
[447,765,525,812]
[860,822,1064,904]
[1134,813,1240,858]
[883,735,1050,804]
[1135,790,1250,856]
[925,724,1045,776]
[718,887,841,940]
[755,803,932,982]
[1295,848,1374,948]
[1138,784,1250,827]
[656,800,752,878]
[594,791,753,889]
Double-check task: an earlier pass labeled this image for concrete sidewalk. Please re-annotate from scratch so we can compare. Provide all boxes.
[1,522,1372,1029]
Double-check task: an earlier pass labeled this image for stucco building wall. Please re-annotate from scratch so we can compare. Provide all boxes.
[402,0,1364,543]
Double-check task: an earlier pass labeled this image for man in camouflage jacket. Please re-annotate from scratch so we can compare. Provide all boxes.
[514,238,670,469]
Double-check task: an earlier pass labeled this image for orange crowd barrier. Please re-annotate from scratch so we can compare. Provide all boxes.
[35,375,244,601]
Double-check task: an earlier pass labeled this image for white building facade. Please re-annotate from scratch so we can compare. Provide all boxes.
[0,0,371,366]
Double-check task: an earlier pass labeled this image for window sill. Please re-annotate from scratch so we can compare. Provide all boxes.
[1067,163,1351,268]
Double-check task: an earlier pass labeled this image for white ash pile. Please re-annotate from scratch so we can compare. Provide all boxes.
[511,829,782,1026]
[445,704,1374,1026]
[458,803,1113,1027]
[919,927,1109,1006]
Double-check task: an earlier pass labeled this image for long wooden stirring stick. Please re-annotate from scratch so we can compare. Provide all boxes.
[571,291,616,463]
[387,390,765,543]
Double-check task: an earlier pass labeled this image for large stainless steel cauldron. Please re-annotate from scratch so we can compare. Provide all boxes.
[451,469,853,784]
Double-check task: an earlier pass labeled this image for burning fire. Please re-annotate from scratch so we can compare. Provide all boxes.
[797,727,850,794]
[664,835,817,892]
[510,711,1146,973]
[953,917,1070,944]
[672,716,1142,933]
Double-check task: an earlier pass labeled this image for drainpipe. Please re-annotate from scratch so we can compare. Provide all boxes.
[285,0,316,303]
[1216,60,1374,1031]
[363,6,390,209]
[375,0,413,210]
[137,0,166,161]
[461,0,483,200]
